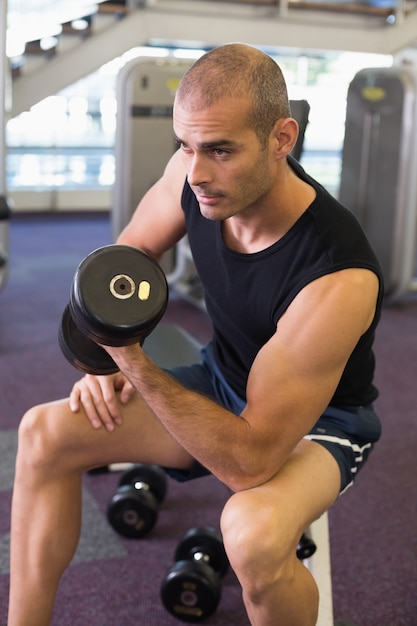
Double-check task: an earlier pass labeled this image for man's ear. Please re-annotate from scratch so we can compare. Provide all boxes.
[271,117,299,157]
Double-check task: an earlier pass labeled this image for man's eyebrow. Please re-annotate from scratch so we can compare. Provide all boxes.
[173,134,239,149]
[201,140,237,149]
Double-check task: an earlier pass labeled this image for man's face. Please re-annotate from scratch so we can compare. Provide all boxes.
[173,97,276,221]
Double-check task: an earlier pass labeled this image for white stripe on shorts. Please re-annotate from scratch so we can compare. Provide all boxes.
[304,433,373,494]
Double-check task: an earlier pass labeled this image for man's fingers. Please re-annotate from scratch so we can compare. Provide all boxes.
[120,379,136,405]
[68,375,122,431]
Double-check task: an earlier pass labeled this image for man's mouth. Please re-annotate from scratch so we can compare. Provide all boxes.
[194,190,223,205]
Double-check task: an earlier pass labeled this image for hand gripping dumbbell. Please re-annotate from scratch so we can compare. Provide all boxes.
[58,244,168,374]
[107,463,167,538]
[160,527,229,623]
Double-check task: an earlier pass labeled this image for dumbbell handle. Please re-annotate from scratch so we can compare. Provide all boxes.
[192,551,211,565]
[132,481,151,491]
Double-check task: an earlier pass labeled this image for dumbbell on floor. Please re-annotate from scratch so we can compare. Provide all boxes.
[297,533,317,560]
[160,526,316,622]
[160,527,229,623]
[107,463,167,538]
[58,244,168,374]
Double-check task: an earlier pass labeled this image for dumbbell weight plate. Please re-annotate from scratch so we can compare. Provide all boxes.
[107,464,168,539]
[296,533,317,560]
[107,485,159,538]
[175,527,229,578]
[70,244,168,347]
[160,527,229,622]
[58,304,119,375]
[161,559,221,623]
[120,464,167,504]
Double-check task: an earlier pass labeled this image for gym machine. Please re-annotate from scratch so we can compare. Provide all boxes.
[340,65,417,303]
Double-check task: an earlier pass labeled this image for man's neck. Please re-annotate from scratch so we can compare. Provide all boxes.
[222,175,316,254]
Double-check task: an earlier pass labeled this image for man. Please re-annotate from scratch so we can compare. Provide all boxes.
[8,43,382,626]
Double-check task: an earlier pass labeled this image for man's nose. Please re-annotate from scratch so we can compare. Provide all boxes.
[187,154,210,187]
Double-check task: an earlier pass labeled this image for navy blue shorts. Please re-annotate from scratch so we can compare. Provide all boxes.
[165,343,382,493]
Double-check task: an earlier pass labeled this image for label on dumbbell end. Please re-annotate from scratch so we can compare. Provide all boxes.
[138,280,151,301]
[173,605,203,618]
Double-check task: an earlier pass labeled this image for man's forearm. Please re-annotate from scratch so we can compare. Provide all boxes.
[104,342,253,490]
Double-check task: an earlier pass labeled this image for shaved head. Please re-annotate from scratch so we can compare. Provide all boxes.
[175,43,291,147]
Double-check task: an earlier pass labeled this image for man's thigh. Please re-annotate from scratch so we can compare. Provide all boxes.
[226,439,341,551]
[26,393,195,474]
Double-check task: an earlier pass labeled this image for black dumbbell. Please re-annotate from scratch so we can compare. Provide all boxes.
[296,533,317,560]
[58,244,168,375]
[107,463,167,538]
[160,527,229,623]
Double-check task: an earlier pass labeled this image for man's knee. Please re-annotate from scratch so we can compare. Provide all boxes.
[220,490,299,594]
[17,402,70,472]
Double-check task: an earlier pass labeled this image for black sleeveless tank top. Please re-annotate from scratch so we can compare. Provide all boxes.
[181,157,383,406]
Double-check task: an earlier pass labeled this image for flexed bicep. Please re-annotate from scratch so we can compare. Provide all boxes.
[242,267,379,479]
